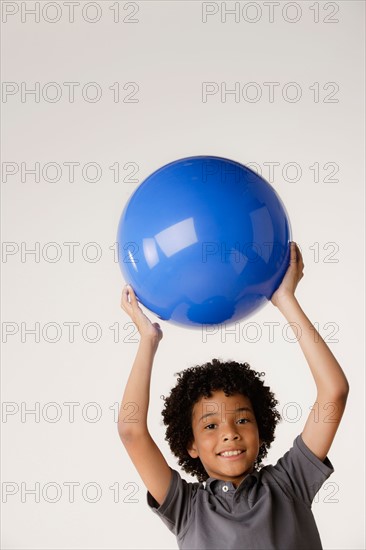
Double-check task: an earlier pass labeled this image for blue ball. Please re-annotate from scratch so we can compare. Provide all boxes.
[117,156,292,328]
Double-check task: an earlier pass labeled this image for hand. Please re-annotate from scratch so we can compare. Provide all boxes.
[270,242,304,308]
[121,284,163,345]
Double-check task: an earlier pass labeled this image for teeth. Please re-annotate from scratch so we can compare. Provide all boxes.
[220,450,243,457]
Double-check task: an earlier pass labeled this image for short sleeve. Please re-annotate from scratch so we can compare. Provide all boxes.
[146,467,199,536]
[267,434,335,507]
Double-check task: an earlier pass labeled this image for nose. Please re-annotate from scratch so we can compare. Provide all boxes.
[223,434,240,441]
[222,428,241,441]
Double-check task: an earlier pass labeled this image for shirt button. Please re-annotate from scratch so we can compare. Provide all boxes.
[222,485,229,492]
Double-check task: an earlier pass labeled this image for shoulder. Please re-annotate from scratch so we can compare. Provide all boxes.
[147,468,202,517]
[273,434,334,475]
[257,434,335,506]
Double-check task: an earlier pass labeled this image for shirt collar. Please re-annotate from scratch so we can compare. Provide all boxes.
[204,471,258,494]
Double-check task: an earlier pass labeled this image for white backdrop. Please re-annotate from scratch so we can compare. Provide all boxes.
[1,1,365,549]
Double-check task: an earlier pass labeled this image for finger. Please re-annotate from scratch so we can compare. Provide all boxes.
[152,323,163,337]
[126,284,138,304]
[121,286,128,308]
[295,244,304,268]
[121,285,133,311]
[290,241,297,264]
[126,285,143,313]
[292,242,304,267]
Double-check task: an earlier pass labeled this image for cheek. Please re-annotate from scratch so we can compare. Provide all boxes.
[247,427,260,443]
[200,431,217,447]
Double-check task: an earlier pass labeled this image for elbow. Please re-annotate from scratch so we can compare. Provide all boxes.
[117,422,148,443]
[338,385,349,412]
[118,423,134,443]
[339,376,350,399]
[331,380,350,402]
[118,430,134,445]
[118,428,136,447]
[318,379,350,403]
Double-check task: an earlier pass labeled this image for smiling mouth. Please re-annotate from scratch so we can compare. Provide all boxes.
[218,450,246,458]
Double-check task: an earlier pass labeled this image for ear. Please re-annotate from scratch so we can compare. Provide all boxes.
[187,439,199,459]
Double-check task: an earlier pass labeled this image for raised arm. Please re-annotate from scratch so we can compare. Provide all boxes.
[118,285,172,505]
[271,243,349,462]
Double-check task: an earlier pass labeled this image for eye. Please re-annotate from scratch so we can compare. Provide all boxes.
[204,423,216,430]
[237,418,250,424]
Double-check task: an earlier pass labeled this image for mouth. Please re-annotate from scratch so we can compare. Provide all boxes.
[217,449,246,459]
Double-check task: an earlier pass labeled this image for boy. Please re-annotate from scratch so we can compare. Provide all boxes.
[118,242,349,549]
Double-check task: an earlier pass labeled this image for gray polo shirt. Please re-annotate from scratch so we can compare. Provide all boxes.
[147,434,334,550]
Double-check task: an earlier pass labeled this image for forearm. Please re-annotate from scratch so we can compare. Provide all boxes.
[118,337,159,437]
[277,296,349,397]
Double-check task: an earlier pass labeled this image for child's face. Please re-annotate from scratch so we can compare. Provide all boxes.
[187,390,262,488]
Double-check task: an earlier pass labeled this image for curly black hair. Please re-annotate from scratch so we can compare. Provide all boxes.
[161,358,281,482]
